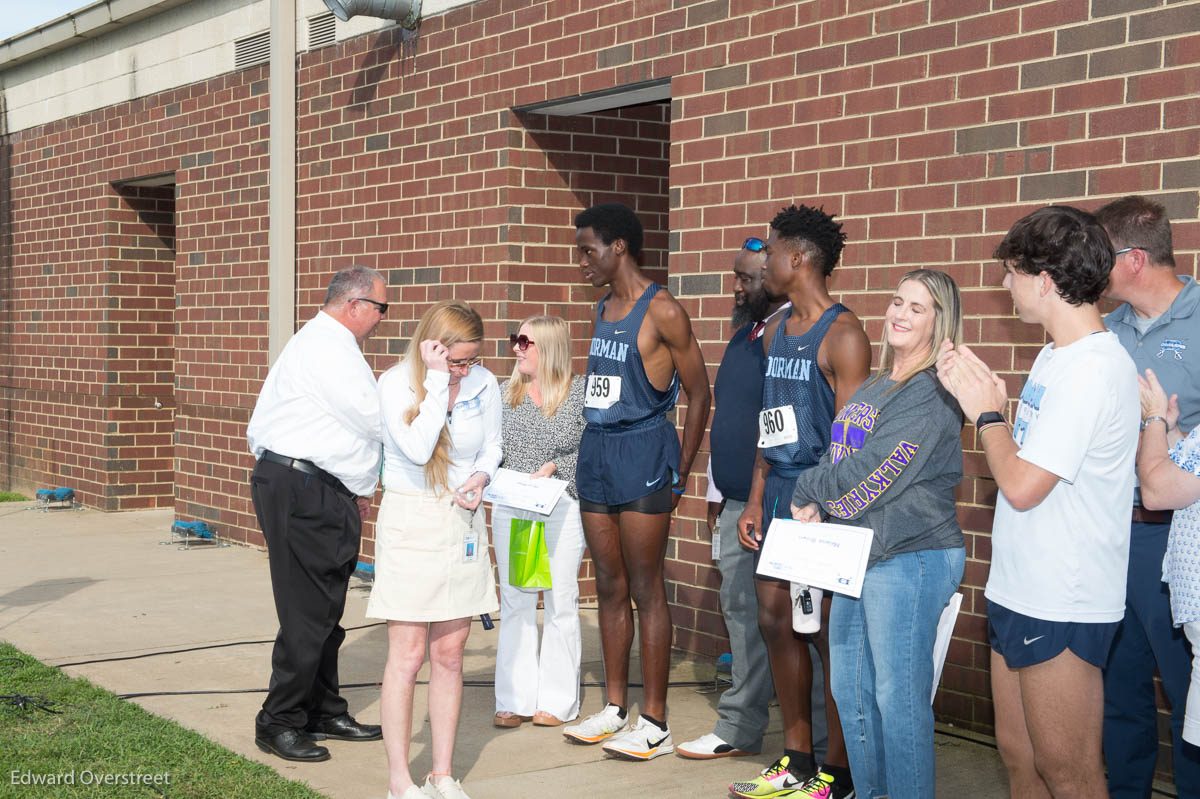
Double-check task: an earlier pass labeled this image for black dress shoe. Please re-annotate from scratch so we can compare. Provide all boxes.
[306,713,383,742]
[255,729,330,762]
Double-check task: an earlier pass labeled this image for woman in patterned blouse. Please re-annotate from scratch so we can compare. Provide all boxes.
[1135,366,1200,748]
[492,315,588,729]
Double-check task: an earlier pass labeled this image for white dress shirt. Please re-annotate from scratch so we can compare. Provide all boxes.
[378,361,503,493]
[247,311,383,497]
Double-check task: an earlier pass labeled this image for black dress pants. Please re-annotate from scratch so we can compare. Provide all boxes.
[250,458,361,735]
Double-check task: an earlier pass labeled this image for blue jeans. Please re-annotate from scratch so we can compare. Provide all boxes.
[830,547,964,799]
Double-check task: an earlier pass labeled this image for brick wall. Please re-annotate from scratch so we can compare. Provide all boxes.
[3,0,1200,778]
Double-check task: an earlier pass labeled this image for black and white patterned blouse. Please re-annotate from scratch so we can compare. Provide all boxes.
[499,375,586,499]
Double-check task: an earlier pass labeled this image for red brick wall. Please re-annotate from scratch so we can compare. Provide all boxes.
[2,0,1199,775]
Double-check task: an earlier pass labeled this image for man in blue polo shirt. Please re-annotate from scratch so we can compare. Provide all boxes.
[1097,195,1200,799]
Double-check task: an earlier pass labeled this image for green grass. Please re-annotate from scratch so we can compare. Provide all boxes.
[0,491,29,502]
[0,643,326,798]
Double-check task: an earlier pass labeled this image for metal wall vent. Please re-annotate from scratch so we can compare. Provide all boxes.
[308,12,337,50]
[234,30,271,70]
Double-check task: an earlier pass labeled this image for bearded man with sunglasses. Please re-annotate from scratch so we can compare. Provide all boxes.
[247,264,389,762]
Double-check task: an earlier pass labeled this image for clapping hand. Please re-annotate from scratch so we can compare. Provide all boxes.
[936,340,1008,421]
[1138,368,1178,429]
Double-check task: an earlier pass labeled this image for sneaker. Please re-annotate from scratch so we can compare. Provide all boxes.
[677,732,751,759]
[794,771,855,799]
[601,716,674,761]
[729,755,810,798]
[562,703,629,744]
[422,775,471,799]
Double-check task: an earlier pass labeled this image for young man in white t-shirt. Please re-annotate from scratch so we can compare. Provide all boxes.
[937,205,1139,799]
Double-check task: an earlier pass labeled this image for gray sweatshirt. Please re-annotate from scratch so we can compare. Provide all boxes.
[791,368,964,568]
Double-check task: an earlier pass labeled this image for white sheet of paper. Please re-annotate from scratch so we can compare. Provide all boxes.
[931,591,963,704]
[754,519,873,598]
[483,467,569,515]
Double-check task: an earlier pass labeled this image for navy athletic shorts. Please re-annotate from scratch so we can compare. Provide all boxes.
[576,414,680,508]
[987,599,1120,669]
[753,467,807,583]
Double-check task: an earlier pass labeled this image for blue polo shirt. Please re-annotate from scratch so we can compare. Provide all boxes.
[1107,276,1200,434]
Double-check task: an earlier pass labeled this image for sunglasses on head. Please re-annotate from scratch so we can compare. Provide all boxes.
[742,237,766,252]
[509,333,535,351]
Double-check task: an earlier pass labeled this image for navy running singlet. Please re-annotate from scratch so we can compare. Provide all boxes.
[583,283,680,427]
[760,303,848,478]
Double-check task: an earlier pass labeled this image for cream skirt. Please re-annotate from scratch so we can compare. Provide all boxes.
[366,488,498,622]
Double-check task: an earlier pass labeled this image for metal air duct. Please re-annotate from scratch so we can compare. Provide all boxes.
[322,0,421,29]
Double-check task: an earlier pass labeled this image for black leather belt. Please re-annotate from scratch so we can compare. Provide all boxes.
[260,450,356,499]
[1131,506,1172,525]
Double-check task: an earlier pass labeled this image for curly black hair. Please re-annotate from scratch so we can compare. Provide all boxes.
[994,205,1114,306]
[769,204,847,276]
[574,203,643,258]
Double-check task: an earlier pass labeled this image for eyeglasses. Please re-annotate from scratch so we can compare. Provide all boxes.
[1114,247,1146,256]
[352,297,388,314]
[742,237,766,252]
[447,356,481,369]
[509,333,536,351]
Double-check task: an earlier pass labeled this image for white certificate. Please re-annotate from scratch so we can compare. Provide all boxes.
[483,467,569,515]
[931,592,963,704]
[755,519,873,598]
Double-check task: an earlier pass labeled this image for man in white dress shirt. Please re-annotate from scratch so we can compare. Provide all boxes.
[247,265,388,762]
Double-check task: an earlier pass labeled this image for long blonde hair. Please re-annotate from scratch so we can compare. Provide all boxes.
[504,316,574,417]
[872,269,963,389]
[404,300,485,494]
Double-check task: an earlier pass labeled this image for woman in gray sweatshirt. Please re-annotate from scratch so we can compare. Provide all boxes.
[790,269,965,799]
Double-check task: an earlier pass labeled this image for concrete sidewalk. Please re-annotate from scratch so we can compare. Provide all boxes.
[0,506,1009,798]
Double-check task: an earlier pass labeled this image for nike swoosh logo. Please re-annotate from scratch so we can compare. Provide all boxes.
[648,733,670,748]
[614,329,626,334]
[1023,635,1045,646]
[645,477,662,487]
[780,774,801,788]
[797,345,808,352]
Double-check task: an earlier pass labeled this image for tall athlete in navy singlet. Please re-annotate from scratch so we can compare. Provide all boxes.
[732,205,871,796]
[561,203,711,761]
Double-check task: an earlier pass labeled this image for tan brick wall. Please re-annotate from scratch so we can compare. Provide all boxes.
[2,0,1199,778]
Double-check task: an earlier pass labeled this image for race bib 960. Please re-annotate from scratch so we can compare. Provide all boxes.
[758,404,799,448]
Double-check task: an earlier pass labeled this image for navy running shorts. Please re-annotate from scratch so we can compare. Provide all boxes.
[576,415,681,508]
[987,599,1120,669]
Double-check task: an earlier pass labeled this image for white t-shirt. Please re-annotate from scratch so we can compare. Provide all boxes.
[378,361,503,494]
[247,311,383,497]
[986,331,1139,623]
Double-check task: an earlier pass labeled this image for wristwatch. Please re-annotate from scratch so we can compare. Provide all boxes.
[975,411,1005,429]
[1141,415,1168,431]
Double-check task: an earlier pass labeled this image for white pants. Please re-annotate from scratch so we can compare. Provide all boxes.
[1186,620,1200,746]
[491,498,585,721]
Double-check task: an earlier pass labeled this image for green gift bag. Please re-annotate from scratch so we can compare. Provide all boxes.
[508,518,552,589]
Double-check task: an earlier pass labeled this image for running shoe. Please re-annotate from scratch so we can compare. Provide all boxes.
[562,703,628,744]
[676,732,751,759]
[794,770,855,799]
[422,775,471,799]
[729,755,810,798]
[601,716,674,761]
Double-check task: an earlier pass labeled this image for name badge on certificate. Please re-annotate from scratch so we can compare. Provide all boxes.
[584,374,622,410]
[758,405,799,447]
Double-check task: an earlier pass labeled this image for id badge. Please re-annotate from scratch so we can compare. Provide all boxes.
[711,518,721,562]
[462,529,479,563]
[758,404,799,447]
[584,373,623,410]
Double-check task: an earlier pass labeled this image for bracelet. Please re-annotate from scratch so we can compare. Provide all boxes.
[1141,415,1168,431]
[977,421,1008,435]
[672,487,685,495]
